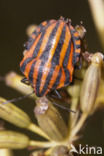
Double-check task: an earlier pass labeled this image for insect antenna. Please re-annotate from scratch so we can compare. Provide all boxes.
[2,91,34,105]
[52,101,76,113]
[48,95,76,113]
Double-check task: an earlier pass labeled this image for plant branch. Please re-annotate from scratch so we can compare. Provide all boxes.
[88,0,104,50]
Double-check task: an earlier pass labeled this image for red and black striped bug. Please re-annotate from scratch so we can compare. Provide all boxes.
[20,17,81,97]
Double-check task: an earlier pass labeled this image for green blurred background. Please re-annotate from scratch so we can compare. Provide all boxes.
[0,0,104,155]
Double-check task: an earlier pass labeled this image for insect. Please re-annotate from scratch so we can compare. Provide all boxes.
[20,17,81,97]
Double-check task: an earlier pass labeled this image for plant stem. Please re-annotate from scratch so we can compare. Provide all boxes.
[28,123,51,140]
[29,140,57,148]
[69,113,88,142]
[88,0,104,50]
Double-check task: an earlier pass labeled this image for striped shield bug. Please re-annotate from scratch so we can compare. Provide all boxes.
[20,17,83,97]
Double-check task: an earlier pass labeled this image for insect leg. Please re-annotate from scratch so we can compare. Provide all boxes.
[21,77,30,85]
[2,91,34,105]
[54,90,62,99]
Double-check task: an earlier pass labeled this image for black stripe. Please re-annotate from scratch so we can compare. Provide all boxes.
[24,37,35,50]
[39,22,61,60]
[33,21,48,35]
[37,25,66,96]
[36,21,60,96]
[70,29,76,33]
[26,20,55,51]
[39,68,62,96]
[25,21,48,50]
[72,52,80,65]
[20,57,33,73]
[21,30,46,73]
[20,22,55,73]
[63,39,71,68]
[40,24,72,94]
[35,60,45,96]
[71,30,80,66]
[28,60,37,84]
[74,36,80,40]
[62,37,72,86]
[76,44,80,49]
[70,27,80,41]
[32,29,46,58]
[52,68,62,90]
[37,67,55,96]
[32,21,56,58]
[64,68,70,86]
[32,20,55,36]
[51,25,66,65]
[37,23,66,96]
